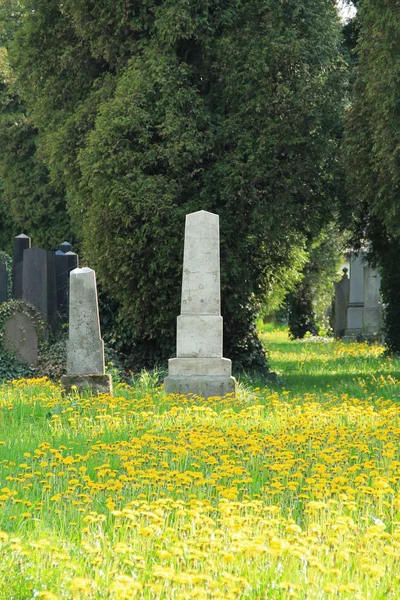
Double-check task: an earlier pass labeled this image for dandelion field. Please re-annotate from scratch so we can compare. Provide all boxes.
[1,329,400,599]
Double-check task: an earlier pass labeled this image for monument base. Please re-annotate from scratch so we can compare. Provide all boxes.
[164,374,236,399]
[61,374,113,396]
[343,330,381,343]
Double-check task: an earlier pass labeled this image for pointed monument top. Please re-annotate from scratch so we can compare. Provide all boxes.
[15,233,30,239]
[59,241,72,253]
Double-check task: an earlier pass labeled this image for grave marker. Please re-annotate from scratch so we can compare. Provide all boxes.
[164,210,235,398]
[0,263,7,305]
[4,311,38,366]
[55,242,79,323]
[12,234,31,299]
[61,267,112,395]
[334,268,350,338]
[22,247,58,333]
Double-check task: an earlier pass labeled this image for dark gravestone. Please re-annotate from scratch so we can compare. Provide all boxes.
[55,243,78,324]
[0,263,8,305]
[58,241,72,254]
[22,247,58,333]
[334,268,350,339]
[12,234,31,299]
[4,311,38,366]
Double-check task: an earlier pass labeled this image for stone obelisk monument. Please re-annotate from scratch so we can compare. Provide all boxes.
[61,267,112,395]
[164,210,235,398]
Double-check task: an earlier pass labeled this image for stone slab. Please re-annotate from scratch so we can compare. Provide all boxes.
[363,307,382,333]
[346,305,363,331]
[4,311,38,366]
[164,375,236,399]
[0,263,7,305]
[22,247,57,332]
[66,267,105,376]
[334,271,349,338]
[12,234,31,299]
[168,357,232,376]
[349,252,365,304]
[61,374,112,396]
[181,211,220,316]
[55,251,78,324]
[177,314,222,358]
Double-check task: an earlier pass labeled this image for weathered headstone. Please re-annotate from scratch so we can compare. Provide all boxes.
[55,243,79,324]
[334,267,350,338]
[164,210,235,398]
[61,267,112,395]
[12,234,31,299]
[22,247,58,333]
[4,311,38,366]
[363,265,382,337]
[0,263,7,305]
[344,250,383,341]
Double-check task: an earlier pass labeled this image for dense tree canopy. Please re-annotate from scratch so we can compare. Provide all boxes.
[345,0,400,352]
[0,0,347,368]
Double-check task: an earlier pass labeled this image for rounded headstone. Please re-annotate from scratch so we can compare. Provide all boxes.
[4,311,38,366]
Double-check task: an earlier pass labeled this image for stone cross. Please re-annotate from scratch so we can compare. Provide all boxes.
[61,267,112,395]
[164,210,235,398]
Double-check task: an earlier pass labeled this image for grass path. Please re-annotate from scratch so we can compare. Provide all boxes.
[0,330,399,599]
[260,324,400,398]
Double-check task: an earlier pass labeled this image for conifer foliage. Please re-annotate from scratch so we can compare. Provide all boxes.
[345,0,400,353]
[1,0,346,367]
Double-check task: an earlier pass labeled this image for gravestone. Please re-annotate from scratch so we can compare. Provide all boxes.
[22,247,58,333]
[0,263,7,305]
[164,210,236,398]
[12,234,31,299]
[344,251,365,340]
[344,250,383,341]
[363,265,382,337]
[55,242,79,323]
[61,267,112,395]
[4,311,38,366]
[334,268,350,338]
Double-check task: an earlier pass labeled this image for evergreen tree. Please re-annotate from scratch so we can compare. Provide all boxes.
[345,0,400,352]
[7,0,346,368]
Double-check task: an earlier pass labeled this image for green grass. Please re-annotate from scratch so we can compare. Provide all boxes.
[0,328,399,599]
[257,321,399,398]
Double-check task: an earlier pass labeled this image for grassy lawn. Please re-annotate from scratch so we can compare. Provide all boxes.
[0,329,400,599]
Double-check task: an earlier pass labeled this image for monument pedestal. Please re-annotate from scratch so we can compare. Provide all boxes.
[165,357,235,397]
[165,375,235,398]
[164,210,236,399]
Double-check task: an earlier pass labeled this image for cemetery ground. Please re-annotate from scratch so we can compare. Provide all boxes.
[0,327,400,599]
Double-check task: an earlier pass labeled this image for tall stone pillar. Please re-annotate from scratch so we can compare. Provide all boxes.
[164,210,235,398]
[334,268,350,338]
[12,234,31,299]
[61,267,112,395]
[55,242,79,324]
[0,262,8,305]
[363,266,382,338]
[344,251,366,340]
[22,247,58,333]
